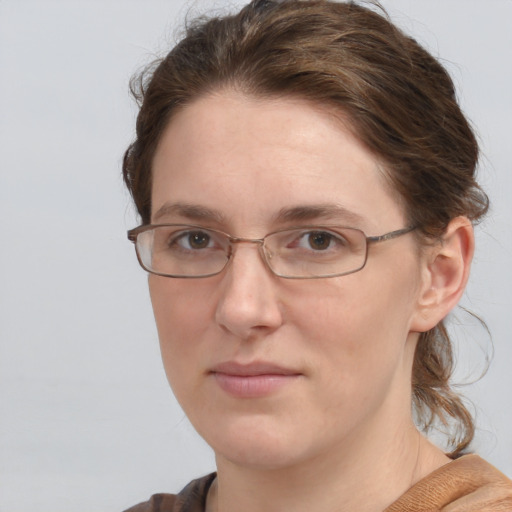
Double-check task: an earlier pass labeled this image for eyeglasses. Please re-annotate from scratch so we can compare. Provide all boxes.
[127,224,415,279]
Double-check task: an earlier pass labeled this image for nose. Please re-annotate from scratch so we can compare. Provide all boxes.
[215,243,283,339]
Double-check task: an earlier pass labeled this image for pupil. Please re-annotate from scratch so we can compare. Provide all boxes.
[189,232,209,249]
[309,232,330,250]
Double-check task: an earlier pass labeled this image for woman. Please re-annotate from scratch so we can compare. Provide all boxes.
[123,1,512,510]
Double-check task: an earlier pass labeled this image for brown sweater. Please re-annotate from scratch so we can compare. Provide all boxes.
[125,455,512,512]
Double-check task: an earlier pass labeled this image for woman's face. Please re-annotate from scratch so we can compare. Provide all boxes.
[149,91,427,470]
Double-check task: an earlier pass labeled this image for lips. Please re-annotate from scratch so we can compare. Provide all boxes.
[210,361,301,398]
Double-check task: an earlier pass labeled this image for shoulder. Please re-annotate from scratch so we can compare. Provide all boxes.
[124,494,178,512]
[385,455,512,511]
[124,473,217,512]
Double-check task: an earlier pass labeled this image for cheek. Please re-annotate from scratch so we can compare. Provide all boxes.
[285,281,418,436]
[289,268,418,340]
[286,264,421,380]
[149,277,214,390]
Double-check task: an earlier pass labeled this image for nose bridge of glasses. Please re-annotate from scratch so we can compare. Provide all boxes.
[228,235,265,246]
[226,236,273,270]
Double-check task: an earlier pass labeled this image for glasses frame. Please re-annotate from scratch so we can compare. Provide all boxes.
[127,224,416,279]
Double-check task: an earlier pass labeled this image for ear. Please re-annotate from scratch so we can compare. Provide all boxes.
[410,216,474,333]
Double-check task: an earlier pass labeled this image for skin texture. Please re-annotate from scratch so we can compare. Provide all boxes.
[148,91,473,512]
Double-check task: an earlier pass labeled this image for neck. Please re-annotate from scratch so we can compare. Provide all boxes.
[208,418,449,512]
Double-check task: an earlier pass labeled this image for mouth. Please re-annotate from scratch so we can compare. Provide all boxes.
[209,361,302,398]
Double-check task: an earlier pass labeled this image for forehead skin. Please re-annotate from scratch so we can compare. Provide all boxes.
[151,91,406,235]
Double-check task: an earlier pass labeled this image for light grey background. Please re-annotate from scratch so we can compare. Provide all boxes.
[0,1,511,511]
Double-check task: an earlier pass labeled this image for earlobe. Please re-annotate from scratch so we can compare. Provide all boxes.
[411,217,475,333]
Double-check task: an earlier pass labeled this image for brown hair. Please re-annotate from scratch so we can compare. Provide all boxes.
[123,0,489,456]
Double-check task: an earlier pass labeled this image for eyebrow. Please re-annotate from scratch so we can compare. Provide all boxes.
[153,201,366,227]
[272,204,366,226]
[152,202,226,223]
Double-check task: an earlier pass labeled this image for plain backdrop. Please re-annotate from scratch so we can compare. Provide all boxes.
[1,1,511,510]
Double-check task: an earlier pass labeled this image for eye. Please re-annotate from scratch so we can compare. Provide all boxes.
[174,230,214,250]
[304,231,335,250]
[295,230,347,251]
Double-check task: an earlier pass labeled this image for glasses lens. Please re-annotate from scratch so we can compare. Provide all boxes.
[265,227,367,278]
[136,226,229,277]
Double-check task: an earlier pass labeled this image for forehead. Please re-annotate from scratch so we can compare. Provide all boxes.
[151,91,405,233]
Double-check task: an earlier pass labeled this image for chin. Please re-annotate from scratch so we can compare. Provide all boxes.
[218,441,306,471]
[200,415,313,470]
